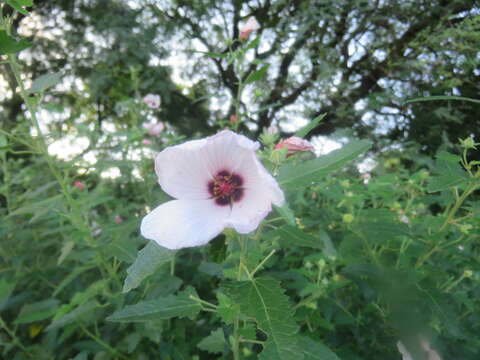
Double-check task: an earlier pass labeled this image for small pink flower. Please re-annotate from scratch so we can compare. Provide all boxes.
[114,215,123,224]
[142,139,152,145]
[143,122,165,136]
[239,17,260,40]
[73,181,85,190]
[142,94,161,109]
[274,136,315,156]
[229,115,237,124]
[141,130,284,250]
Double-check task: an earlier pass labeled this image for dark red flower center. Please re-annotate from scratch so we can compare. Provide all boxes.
[208,170,244,206]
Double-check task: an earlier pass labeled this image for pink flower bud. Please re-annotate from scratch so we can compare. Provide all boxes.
[229,115,237,123]
[73,181,85,190]
[114,215,123,224]
[142,94,161,109]
[239,17,260,40]
[143,122,165,136]
[274,136,315,156]
[142,139,152,145]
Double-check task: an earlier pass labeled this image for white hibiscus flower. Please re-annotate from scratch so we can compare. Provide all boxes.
[141,130,284,250]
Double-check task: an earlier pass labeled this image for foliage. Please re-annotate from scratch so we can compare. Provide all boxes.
[1,1,480,360]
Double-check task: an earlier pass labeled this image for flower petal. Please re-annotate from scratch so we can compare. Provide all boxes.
[155,130,259,200]
[140,199,229,250]
[226,147,285,233]
[155,138,212,199]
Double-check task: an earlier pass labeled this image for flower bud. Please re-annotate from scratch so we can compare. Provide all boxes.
[239,17,260,40]
[274,136,315,157]
[73,181,85,190]
[342,213,354,223]
[114,215,123,224]
[460,137,476,149]
[229,114,237,124]
[142,139,152,145]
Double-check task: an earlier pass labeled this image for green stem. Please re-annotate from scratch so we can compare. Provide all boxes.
[439,183,478,231]
[232,235,246,360]
[81,324,128,360]
[0,316,32,356]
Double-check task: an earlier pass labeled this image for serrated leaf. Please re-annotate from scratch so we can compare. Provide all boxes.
[274,203,296,226]
[0,30,32,54]
[57,240,74,265]
[105,237,137,263]
[427,159,468,193]
[294,114,326,138]
[14,299,59,324]
[216,292,240,324]
[27,72,62,94]
[222,277,303,360]
[197,328,225,354]
[278,140,372,190]
[46,301,97,331]
[106,293,201,322]
[244,65,269,85]
[123,241,175,293]
[436,151,460,163]
[265,226,322,249]
[298,336,340,360]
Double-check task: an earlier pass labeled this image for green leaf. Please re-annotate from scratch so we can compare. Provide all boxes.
[104,237,137,263]
[298,336,340,360]
[0,30,32,54]
[265,226,322,249]
[222,277,303,360]
[243,65,269,85]
[319,230,337,258]
[57,240,74,265]
[216,292,240,324]
[106,293,201,322]
[4,0,33,15]
[46,301,98,331]
[427,159,468,193]
[0,279,15,308]
[14,299,59,324]
[197,328,225,354]
[436,151,460,163]
[354,209,410,244]
[294,114,326,138]
[405,95,480,105]
[274,203,296,226]
[123,241,176,293]
[27,72,63,94]
[0,134,7,148]
[278,140,372,190]
[196,51,228,58]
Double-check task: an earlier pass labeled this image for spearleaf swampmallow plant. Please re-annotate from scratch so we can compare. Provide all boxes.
[3,3,479,360]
